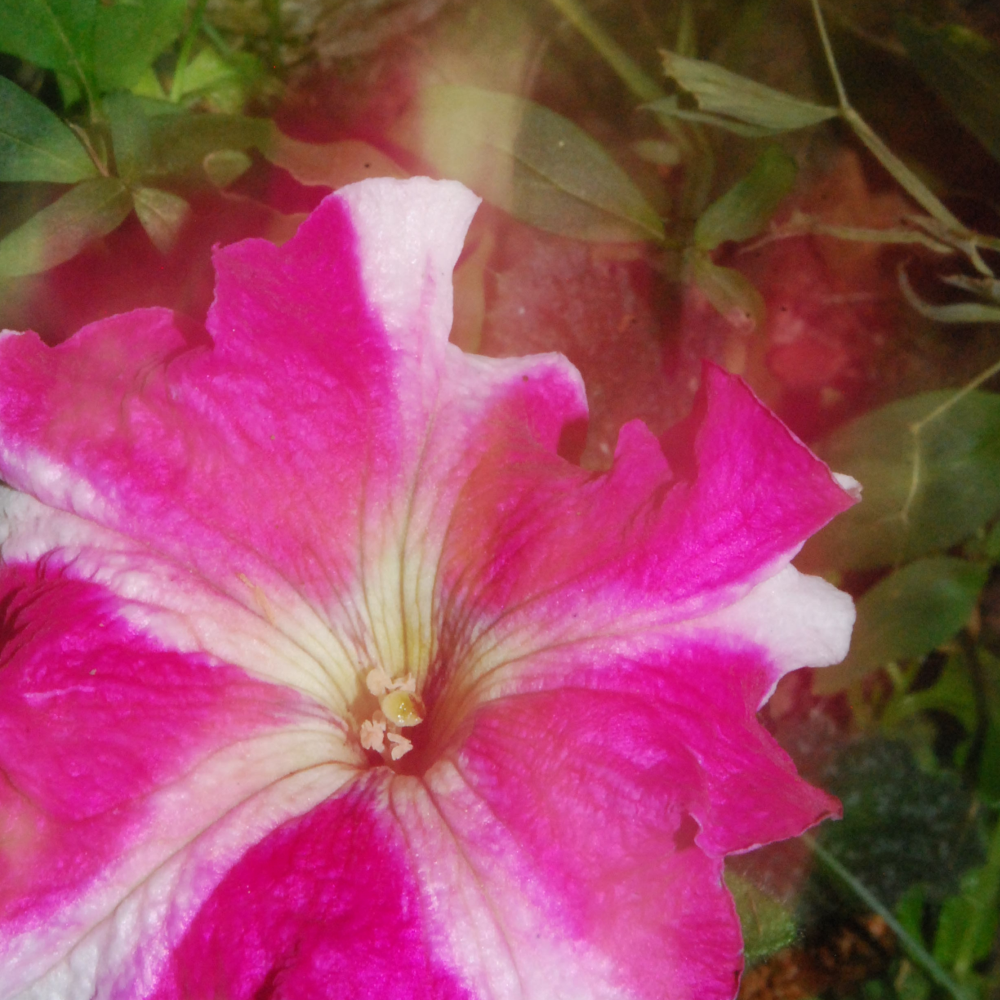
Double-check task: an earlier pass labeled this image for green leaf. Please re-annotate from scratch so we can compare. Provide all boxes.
[0,76,96,182]
[202,149,252,188]
[934,867,1000,970]
[896,17,1000,165]
[0,0,95,91]
[93,0,187,93]
[816,557,987,693]
[0,177,131,276]
[660,51,837,132]
[805,390,1000,571]
[132,186,189,253]
[899,265,1000,324]
[694,146,797,250]
[419,85,664,242]
[644,95,781,138]
[816,738,984,909]
[724,869,797,965]
[881,651,979,733]
[687,252,765,329]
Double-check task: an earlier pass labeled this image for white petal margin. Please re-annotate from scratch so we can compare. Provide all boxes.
[687,564,856,706]
[336,177,481,341]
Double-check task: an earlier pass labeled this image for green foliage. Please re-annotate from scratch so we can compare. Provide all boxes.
[0,176,131,276]
[0,0,186,105]
[896,17,1000,166]
[693,146,797,250]
[419,85,665,242]
[724,869,797,965]
[0,76,95,182]
[816,739,984,910]
[807,390,1000,572]
[131,186,189,253]
[817,558,988,693]
[655,51,837,134]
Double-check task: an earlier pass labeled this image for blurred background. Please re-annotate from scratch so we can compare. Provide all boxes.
[1,1,998,997]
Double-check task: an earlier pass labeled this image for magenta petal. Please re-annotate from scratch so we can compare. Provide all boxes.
[0,178,856,999]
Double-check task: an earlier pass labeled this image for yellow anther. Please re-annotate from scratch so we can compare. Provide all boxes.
[380,690,424,728]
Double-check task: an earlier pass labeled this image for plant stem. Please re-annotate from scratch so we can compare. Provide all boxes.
[804,835,971,1000]
[543,0,664,102]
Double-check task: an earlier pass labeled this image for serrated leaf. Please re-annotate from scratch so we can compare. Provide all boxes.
[0,177,131,276]
[805,390,1000,572]
[896,17,1000,166]
[817,558,987,693]
[660,51,837,132]
[724,869,797,965]
[132,186,189,253]
[0,0,95,91]
[0,76,96,182]
[420,85,664,242]
[694,146,797,250]
[94,0,187,93]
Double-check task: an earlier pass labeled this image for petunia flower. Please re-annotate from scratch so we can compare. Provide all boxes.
[0,177,856,1000]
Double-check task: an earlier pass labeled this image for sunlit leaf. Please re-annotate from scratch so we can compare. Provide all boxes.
[816,558,988,693]
[262,131,408,189]
[899,265,1000,324]
[694,146,797,250]
[660,51,837,132]
[420,85,664,242]
[724,869,797,965]
[0,76,96,182]
[203,149,252,188]
[0,177,131,276]
[94,0,187,92]
[0,0,95,91]
[173,47,263,114]
[132,186,189,253]
[896,17,1000,165]
[687,252,765,329]
[804,390,1000,571]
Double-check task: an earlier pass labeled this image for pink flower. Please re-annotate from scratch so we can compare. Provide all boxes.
[0,178,856,1000]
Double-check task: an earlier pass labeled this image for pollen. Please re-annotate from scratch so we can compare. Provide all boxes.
[380,690,424,728]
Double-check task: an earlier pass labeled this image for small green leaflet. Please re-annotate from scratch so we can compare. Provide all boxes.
[0,177,131,277]
[419,85,664,242]
[815,557,988,693]
[896,17,1000,166]
[655,51,837,133]
[805,389,1000,572]
[132,187,189,254]
[0,76,96,183]
[694,146,797,251]
[724,868,797,965]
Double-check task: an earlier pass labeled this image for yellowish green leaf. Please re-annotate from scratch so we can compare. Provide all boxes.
[132,186,189,253]
[0,177,131,276]
[420,85,664,242]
